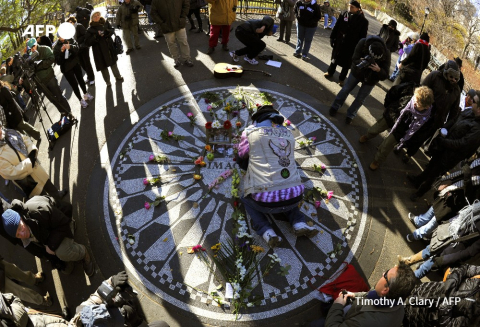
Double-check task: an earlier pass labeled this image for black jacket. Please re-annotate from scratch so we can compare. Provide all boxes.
[350,36,391,86]
[11,196,73,252]
[238,16,275,39]
[398,41,431,85]
[53,38,80,73]
[294,0,321,28]
[85,19,118,71]
[0,86,24,128]
[378,24,400,53]
[330,10,368,68]
[404,264,480,327]
[76,7,92,28]
[74,23,88,47]
[383,81,417,128]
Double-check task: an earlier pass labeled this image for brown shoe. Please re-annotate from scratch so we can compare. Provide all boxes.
[34,271,45,285]
[207,47,215,55]
[359,135,369,143]
[369,161,379,171]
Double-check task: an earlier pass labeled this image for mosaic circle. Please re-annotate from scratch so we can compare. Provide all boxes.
[103,86,368,322]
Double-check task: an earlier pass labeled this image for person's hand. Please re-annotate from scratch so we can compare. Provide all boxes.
[64,44,70,50]
[330,39,335,48]
[61,45,66,52]
[333,291,355,306]
[369,62,381,72]
[438,180,452,191]
[112,271,129,289]
[45,245,56,255]
[398,63,402,69]
[256,26,266,34]
[19,78,23,85]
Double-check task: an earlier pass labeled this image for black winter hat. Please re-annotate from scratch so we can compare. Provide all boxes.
[420,32,430,42]
[369,42,385,59]
[388,19,397,28]
[350,1,361,8]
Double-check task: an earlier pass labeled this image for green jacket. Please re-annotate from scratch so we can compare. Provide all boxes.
[150,0,189,34]
[116,0,143,27]
[34,45,55,84]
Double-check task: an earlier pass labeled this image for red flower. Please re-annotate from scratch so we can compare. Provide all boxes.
[205,122,212,129]
[233,157,236,161]
[224,120,232,130]
[233,201,239,207]
[236,121,242,127]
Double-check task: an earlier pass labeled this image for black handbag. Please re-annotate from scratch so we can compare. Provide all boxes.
[113,32,124,55]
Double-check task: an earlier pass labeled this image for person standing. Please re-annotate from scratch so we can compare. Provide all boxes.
[116,0,143,54]
[276,0,295,44]
[229,16,275,65]
[75,6,92,28]
[393,32,430,86]
[206,0,238,54]
[187,0,204,33]
[66,16,95,85]
[293,0,321,61]
[140,0,154,24]
[151,0,194,68]
[390,32,418,82]
[324,0,368,86]
[378,19,400,53]
[320,0,336,29]
[85,10,124,87]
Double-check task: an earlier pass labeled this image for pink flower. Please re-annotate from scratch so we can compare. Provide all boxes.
[149,155,155,161]
[207,105,212,111]
[315,201,321,208]
[143,178,149,185]
[144,202,151,210]
[321,164,326,170]
[187,112,193,117]
[168,131,173,136]
[310,136,317,141]
[285,120,291,126]
[327,191,334,200]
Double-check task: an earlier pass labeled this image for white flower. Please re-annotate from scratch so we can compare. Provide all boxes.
[212,120,221,128]
[247,302,254,307]
[234,292,240,299]
[330,253,336,258]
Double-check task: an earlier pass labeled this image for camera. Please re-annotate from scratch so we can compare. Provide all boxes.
[356,55,375,69]
[341,289,353,305]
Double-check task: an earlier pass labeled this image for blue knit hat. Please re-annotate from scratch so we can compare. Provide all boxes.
[2,209,21,238]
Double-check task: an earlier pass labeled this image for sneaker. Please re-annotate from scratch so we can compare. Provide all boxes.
[359,135,369,143]
[42,292,53,306]
[207,47,215,55]
[34,271,45,285]
[407,213,417,227]
[293,52,302,58]
[230,51,239,62]
[184,59,194,67]
[345,117,353,124]
[243,56,258,65]
[174,60,182,68]
[222,44,229,51]
[293,222,319,238]
[338,79,345,87]
[83,93,94,101]
[80,99,88,108]
[262,229,282,248]
[406,234,414,243]
[301,55,308,61]
[369,161,379,171]
[329,108,337,117]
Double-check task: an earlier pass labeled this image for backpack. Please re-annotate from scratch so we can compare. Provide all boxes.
[113,32,124,55]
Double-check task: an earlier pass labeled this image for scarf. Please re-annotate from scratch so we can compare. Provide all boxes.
[90,17,106,27]
[390,97,432,149]
[417,39,429,47]
[449,200,480,240]
[0,128,28,157]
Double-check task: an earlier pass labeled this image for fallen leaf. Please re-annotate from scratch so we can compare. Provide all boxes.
[179,252,183,256]
[163,237,168,242]
[187,247,194,254]
[216,284,223,290]
[307,221,314,227]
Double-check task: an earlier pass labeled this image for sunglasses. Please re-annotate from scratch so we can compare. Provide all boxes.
[383,269,390,287]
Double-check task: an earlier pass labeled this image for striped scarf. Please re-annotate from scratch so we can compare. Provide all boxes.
[449,200,480,240]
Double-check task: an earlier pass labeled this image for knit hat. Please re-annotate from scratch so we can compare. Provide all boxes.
[443,60,460,82]
[350,0,361,8]
[2,209,21,238]
[454,57,463,68]
[369,42,384,60]
[388,20,397,28]
[26,38,37,50]
[90,9,103,20]
[407,32,419,41]
[420,32,430,42]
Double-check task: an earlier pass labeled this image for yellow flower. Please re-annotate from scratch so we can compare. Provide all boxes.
[205,145,211,152]
[250,245,265,253]
[211,243,222,251]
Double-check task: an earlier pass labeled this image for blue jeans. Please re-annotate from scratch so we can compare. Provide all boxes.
[330,73,375,119]
[295,23,317,57]
[412,206,438,240]
[145,4,153,24]
[241,196,305,236]
[16,92,26,110]
[414,245,434,279]
[390,56,402,80]
[324,14,336,29]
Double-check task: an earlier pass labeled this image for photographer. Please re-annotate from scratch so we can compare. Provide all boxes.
[329,35,391,124]
[116,0,144,54]
[4,57,28,110]
[24,38,76,121]
[66,16,95,86]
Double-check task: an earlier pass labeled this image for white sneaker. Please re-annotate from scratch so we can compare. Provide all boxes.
[243,56,258,65]
[293,222,319,238]
[262,229,282,248]
[80,99,88,108]
[84,93,94,101]
[230,51,239,63]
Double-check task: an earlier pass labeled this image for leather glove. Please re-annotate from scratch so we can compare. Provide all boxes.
[330,38,335,48]
[111,271,128,289]
[28,150,37,168]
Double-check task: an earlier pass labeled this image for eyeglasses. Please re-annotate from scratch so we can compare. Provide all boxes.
[383,269,390,287]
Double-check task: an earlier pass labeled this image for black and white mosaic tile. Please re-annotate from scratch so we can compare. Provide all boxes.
[102,87,368,322]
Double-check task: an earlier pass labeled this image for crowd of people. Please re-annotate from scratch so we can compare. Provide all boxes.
[0,0,479,326]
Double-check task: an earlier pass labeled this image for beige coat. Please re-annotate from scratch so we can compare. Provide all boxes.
[207,0,238,25]
[0,133,49,197]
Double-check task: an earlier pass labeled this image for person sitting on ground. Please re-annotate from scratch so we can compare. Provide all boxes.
[310,262,417,327]
[0,81,40,140]
[406,161,480,243]
[403,264,480,327]
[0,126,67,200]
[1,195,95,277]
[367,86,434,171]
[150,0,194,68]
[229,16,275,65]
[293,0,322,61]
[378,19,400,53]
[398,201,480,279]
[320,0,336,30]
[236,105,318,248]
[0,256,51,306]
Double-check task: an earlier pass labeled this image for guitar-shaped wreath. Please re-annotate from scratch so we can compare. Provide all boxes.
[213,63,272,79]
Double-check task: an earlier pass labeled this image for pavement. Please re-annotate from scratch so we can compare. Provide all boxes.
[0,9,442,327]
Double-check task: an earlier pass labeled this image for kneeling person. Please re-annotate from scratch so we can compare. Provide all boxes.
[237,105,318,248]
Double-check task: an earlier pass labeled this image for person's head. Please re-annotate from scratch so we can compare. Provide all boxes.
[388,19,397,29]
[443,60,460,85]
[471,91,480,117]
[349,0,361,13]
[66,15,77,25]
[374,262,417,300]
[26,38,37,52]
[454,57,463,70]
[324,0,330,6]
[6,57,13,66]
[91,10,103,22]
[466,89,476,107]
[0,67,6,76]
[2,209,30,239]
[413,86,434,111]
[420,32,429,43]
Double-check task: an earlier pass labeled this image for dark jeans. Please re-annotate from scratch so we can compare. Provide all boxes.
[44,76,71,115]
[279,20,293,42]
[64,64,87,101]
[78,49,95,82]
[234,27,266,59]
[187,8,202,30]
[327,62,350,81]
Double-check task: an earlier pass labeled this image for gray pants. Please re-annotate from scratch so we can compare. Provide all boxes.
[123,23,140,49]
[101,63,122,84]
[3,260,44,305]
[164,28,191,61]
